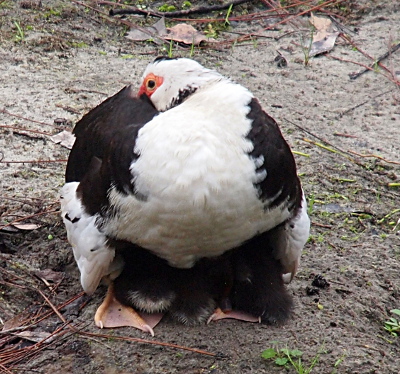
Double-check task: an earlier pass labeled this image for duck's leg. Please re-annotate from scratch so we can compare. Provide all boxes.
[94,283,163,336]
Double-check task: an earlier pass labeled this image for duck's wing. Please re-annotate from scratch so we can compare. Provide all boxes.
[246,98,310,279]
[61,87,158,294]
[66,86,158,183]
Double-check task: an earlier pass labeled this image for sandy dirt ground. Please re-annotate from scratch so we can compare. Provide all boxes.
[1,1,400,373]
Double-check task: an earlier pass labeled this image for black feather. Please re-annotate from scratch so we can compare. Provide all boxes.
[66,86,158,183]
[153,56,179,64]
[246,98,302,213]
[67,85,158,216]
[229,230,294,324]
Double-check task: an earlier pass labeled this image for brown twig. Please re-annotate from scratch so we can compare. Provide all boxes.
[328,54,381,77]
[337,34,399,86]
[2,267,220,360]
[312,222,333,228]
[0,108,66,131]
[3,251,221,368]
[1,195,44,205]
[65,87,108,96]
[235,0,341,42]
[3,271,221,360]
[347,40,400,80]
[286,115,400,203]
[333,89,394,119]
[260,0,340,31]
[33,292,86,326]
[288,113,400,169]
[54,104,81,115]
[260,0,299,30]
[0,280,28,290]
[347,151,400,165]
[0,278,87,370]
[1,289,85,336]
[0,363,13,374]
[0,125,52,137]
[284,117,355,161]
[0,327,32,336]
[1,267,34,286]
[1,323,70,367]
[0,159,67,164]
[0,268,31,289]
[326,240,339,250]
[76,330,223,358]
[333,133,358,138]
[36,290,68,325]
[0,209,59,231]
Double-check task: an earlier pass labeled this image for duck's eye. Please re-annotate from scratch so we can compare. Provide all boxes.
[146,79,156,90]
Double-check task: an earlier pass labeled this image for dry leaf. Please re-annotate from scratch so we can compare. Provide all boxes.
[166,23,214,45]
[14,330,55,343]
[125,18,167,43]
[125,19,213,46]
[310,13,332,42]
[34,269,64,284]
[309,13,339,57]
[12,223,41,230]
[2,312,32,331]
[49,130,75,149]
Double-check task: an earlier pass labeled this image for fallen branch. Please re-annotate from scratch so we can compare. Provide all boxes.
[106,0,257,18]
[158,0,314,24]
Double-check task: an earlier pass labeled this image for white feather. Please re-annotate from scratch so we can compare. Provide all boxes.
[104,78,293,268]
[142,58,223,112]
[60,182,123,294]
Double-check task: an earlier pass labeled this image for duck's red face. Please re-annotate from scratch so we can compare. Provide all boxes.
[138,73,164,97]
